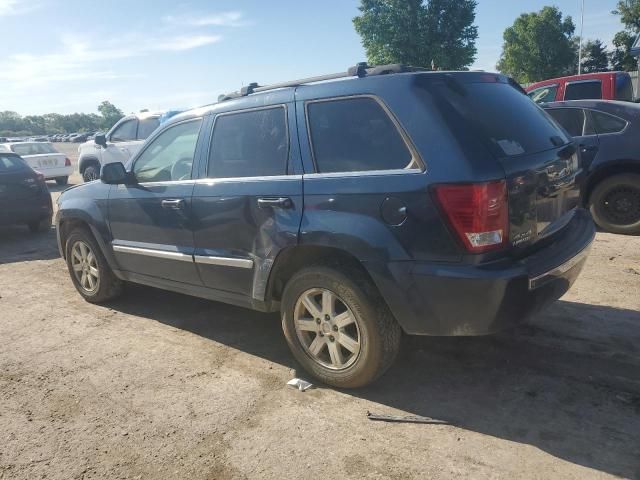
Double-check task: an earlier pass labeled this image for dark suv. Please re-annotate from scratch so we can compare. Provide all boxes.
[56,64,595,388]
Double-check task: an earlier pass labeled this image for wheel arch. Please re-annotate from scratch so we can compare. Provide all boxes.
[57,216,119,274]
[78,155,100,174]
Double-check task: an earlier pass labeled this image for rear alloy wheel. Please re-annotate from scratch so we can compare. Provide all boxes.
[55,176,69,186]
[82,165,99,182]
[65,228,122,303]
[590,174,640,235]
[281,266,401,388]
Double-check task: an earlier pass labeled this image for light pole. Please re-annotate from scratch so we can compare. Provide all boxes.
[578,0,585,74]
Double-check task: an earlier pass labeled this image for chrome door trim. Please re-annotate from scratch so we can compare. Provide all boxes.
[112,244,193,262]
[194,255,254,269]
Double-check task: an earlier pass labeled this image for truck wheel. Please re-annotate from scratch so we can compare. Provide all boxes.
[55,176,69,186]
[589,174,640,235]
[65,228,123,303]
[82,164,100,182]
[281,265,401,388]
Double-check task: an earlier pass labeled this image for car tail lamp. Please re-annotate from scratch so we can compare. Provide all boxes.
[65,157,71,166]
[432,180,508,253]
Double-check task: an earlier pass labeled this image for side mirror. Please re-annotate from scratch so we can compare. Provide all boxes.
[94,134,107,148]
[101,162,133,184]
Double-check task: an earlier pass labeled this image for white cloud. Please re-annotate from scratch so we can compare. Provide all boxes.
[0,32,221,89]
[164,10,248,27]
[0,0,38,16]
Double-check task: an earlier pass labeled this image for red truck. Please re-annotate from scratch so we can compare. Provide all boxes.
[526,72,635,104]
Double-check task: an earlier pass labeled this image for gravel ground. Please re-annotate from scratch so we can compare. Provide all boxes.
[0,143,639,479]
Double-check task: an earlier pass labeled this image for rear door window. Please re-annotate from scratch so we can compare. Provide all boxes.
[591,111,627,134]
[306,97,415,173]
[207,107,289,178]
[546,108,588,137]
[564,81,602,100]
[137,117,160,140]
[528,85,558,104]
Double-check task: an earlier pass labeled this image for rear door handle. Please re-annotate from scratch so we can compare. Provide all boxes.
[161,199,185,210]
[257,197,293,209]
[580,144,598,152]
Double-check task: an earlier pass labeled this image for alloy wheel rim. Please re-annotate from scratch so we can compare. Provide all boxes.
[294,288,361,370]
[71,241,100,293]
[602,185,640,226]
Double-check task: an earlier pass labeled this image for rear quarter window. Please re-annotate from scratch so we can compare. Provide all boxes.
[615,74,634,102]
[591,111,627,134]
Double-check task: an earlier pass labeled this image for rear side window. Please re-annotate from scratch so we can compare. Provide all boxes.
[110,119,137,142]
[564,81,602,100]
[615,74,634,102]
[546,108,588,137]
[137,117,160,140]
[207,107,288,178]
[430,81,570,158]
[306,97,414,173]
[591,111,627,134]
[528,85,558,104]
[0,154,27,172]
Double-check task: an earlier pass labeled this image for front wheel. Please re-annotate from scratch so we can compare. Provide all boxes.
[65,228,123,303]
[82,164,100,182]
[281,266,401,388]
[589,174,640,235]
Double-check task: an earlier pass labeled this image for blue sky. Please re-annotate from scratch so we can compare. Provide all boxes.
[0,0,624,115]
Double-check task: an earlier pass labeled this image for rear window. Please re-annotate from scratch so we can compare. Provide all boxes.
[10,143,57,156]
[431,80,570,158]
[564,81,602,100]
[0,154,27,172]
[615,74,634,102]
[591,111,627,134]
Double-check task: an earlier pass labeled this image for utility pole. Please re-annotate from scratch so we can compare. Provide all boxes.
[578,0,585,74]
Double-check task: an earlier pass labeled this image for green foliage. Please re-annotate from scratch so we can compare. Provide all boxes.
[97,101,124,130]
[353,0,478,70]
[610,31,638,71]
[0,102,123,137]
[581,39,610,73]
[613,0,640,33]
[497,6,577,83]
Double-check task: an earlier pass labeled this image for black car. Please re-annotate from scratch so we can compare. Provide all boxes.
[544,100,640,234]
[0,153,52,233]
[56,64,595,387]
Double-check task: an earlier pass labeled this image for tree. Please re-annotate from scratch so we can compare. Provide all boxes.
[497,6,577,83]
[610,30,638,71]
[613,0,640,33]
[97,101,124,130]
[581,39,610,73]
[353,0,478,70]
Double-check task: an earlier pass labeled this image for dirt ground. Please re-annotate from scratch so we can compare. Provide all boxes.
[1,143,639,479]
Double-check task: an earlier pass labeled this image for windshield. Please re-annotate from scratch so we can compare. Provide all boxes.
[10,142,58,156]
[431,80,570,158]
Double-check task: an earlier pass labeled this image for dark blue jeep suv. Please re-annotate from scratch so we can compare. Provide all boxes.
[56,64,595,388]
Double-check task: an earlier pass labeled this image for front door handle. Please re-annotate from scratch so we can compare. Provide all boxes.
[161,199,185,210]
[580,144,598,152]
[257,197,293,209]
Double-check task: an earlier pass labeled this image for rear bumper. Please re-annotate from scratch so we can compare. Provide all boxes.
[40,166,74,179]
[0,193,52,226]
[368,208,596,336]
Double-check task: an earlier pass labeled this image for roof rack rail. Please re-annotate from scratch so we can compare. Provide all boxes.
[218,62,427,102]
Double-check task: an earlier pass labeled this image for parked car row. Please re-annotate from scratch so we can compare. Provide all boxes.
[0,142,74,185]
[56,65,596,388]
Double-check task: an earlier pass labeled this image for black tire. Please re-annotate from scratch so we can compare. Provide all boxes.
[65,228,123,303]
[281,265,401,388]
[82,164,100,182]
[589,174,640,235]
[55,176,69,186]
[28,215,52,234]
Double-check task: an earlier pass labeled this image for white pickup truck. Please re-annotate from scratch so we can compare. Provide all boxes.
[77,111,171,182]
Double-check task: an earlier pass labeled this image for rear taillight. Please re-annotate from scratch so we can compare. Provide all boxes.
[65,157,71,166]
[433,180,508,253]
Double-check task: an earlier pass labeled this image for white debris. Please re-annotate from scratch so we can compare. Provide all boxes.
[287,378,313,392]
